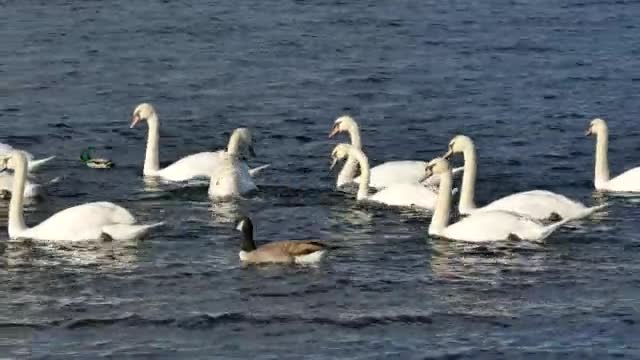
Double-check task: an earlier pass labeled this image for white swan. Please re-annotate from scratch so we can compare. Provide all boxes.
[426,157,573,242]
[0,142,55,172]
[0,172,51,199]
[1,151,162,242]
[587,118,640,192]
[208,153,257,199]
[131,103,268,182]
[444,135,606,220]
[331,144,438,209]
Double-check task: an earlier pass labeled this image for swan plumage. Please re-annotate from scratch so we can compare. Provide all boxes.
[0,142,55,172]
[208,153,257,199]
[1,151,161,242]
[586,118,640,192]
[444,135,606,220]
[131,103,266,182]
[331,144,438,209]
[426,157,572,243]
[330,116,461,188]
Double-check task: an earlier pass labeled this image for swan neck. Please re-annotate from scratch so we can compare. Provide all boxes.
[227,132,241,155]
[144,114,160,175]
[430,169,452,236]
[337,157,358,187]
[458,145,478,213]
[594,128,610,187]
[9,154,28,237]
[348,123,362,149]
[350,148,370,200]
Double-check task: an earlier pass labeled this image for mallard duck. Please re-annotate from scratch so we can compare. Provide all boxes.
[80,147,114,169]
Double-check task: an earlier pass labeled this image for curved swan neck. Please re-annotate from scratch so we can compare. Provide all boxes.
[347,122,362,149]
[458,144,478,213]
[430,169,452,236]
[337,157,358,187]
[9,153,28,237]
[143,114,160,175]
[594,127,610,187]
[348,147,370,200]
[227,132,242,155]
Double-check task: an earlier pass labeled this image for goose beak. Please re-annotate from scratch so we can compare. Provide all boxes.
[130,115,141,129]
[328,125,340,138]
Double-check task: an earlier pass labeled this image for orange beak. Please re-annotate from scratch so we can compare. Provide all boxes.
[328,124,340,138]
[130,115,141,129]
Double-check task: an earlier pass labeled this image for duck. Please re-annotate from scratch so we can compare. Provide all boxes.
[0,142,55,172]
[1,151,162,242]
[235,217,327,264]
[208,153,257,199]
[425,157,573,242]
[443,135,606,220]
[586,118,640,192]
[331,144,438,210]
[329,115,462,189]
[131,103,269,182]
[80,147,114,169]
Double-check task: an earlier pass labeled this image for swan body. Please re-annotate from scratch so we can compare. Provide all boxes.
[444,135,606,220]
[587,118,640,192]
[331,144,438,210]
[2,151,161,242]
[131,103,267,182]
[208,154,257,199]
[0,142,55,172]
[330,116,461,188]
[426,157,572,243]
[235,217,327,265]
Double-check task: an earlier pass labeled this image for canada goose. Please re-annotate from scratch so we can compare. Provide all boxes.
[234,217,327,264]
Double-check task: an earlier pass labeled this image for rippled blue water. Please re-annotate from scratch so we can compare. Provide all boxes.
[2,0,640,358]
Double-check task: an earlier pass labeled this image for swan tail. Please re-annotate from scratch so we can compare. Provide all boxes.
[28,156,56,172]
[103,222,165,241]
[539,216,575,242]
[249,164,270,177]
[573,203,609,220]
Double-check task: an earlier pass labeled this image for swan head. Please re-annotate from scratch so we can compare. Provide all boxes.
[131,103,157,128]
[228,128,255,158]
[329,116,357,138]
[586,118,607,136]
[0,151,28,174]
[443,135,473,159]
[330,143,352,169]
[424,157,450,179]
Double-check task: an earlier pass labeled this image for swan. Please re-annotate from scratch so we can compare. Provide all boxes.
[131,103,268,182]
[329,115,462,189]
[444,135,606,220]
[235,217,327,264]
[208,153,257,199]
[426,157,573,242]
[331,144,438,209]
[0,142,55,172]
[586,118,640,192]
[0,172,50,199]
[1,151,162,242]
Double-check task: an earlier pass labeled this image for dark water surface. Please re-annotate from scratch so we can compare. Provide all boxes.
[2,0,640,358]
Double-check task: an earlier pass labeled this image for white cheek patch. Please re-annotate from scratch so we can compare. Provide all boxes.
[235,221,244,231]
